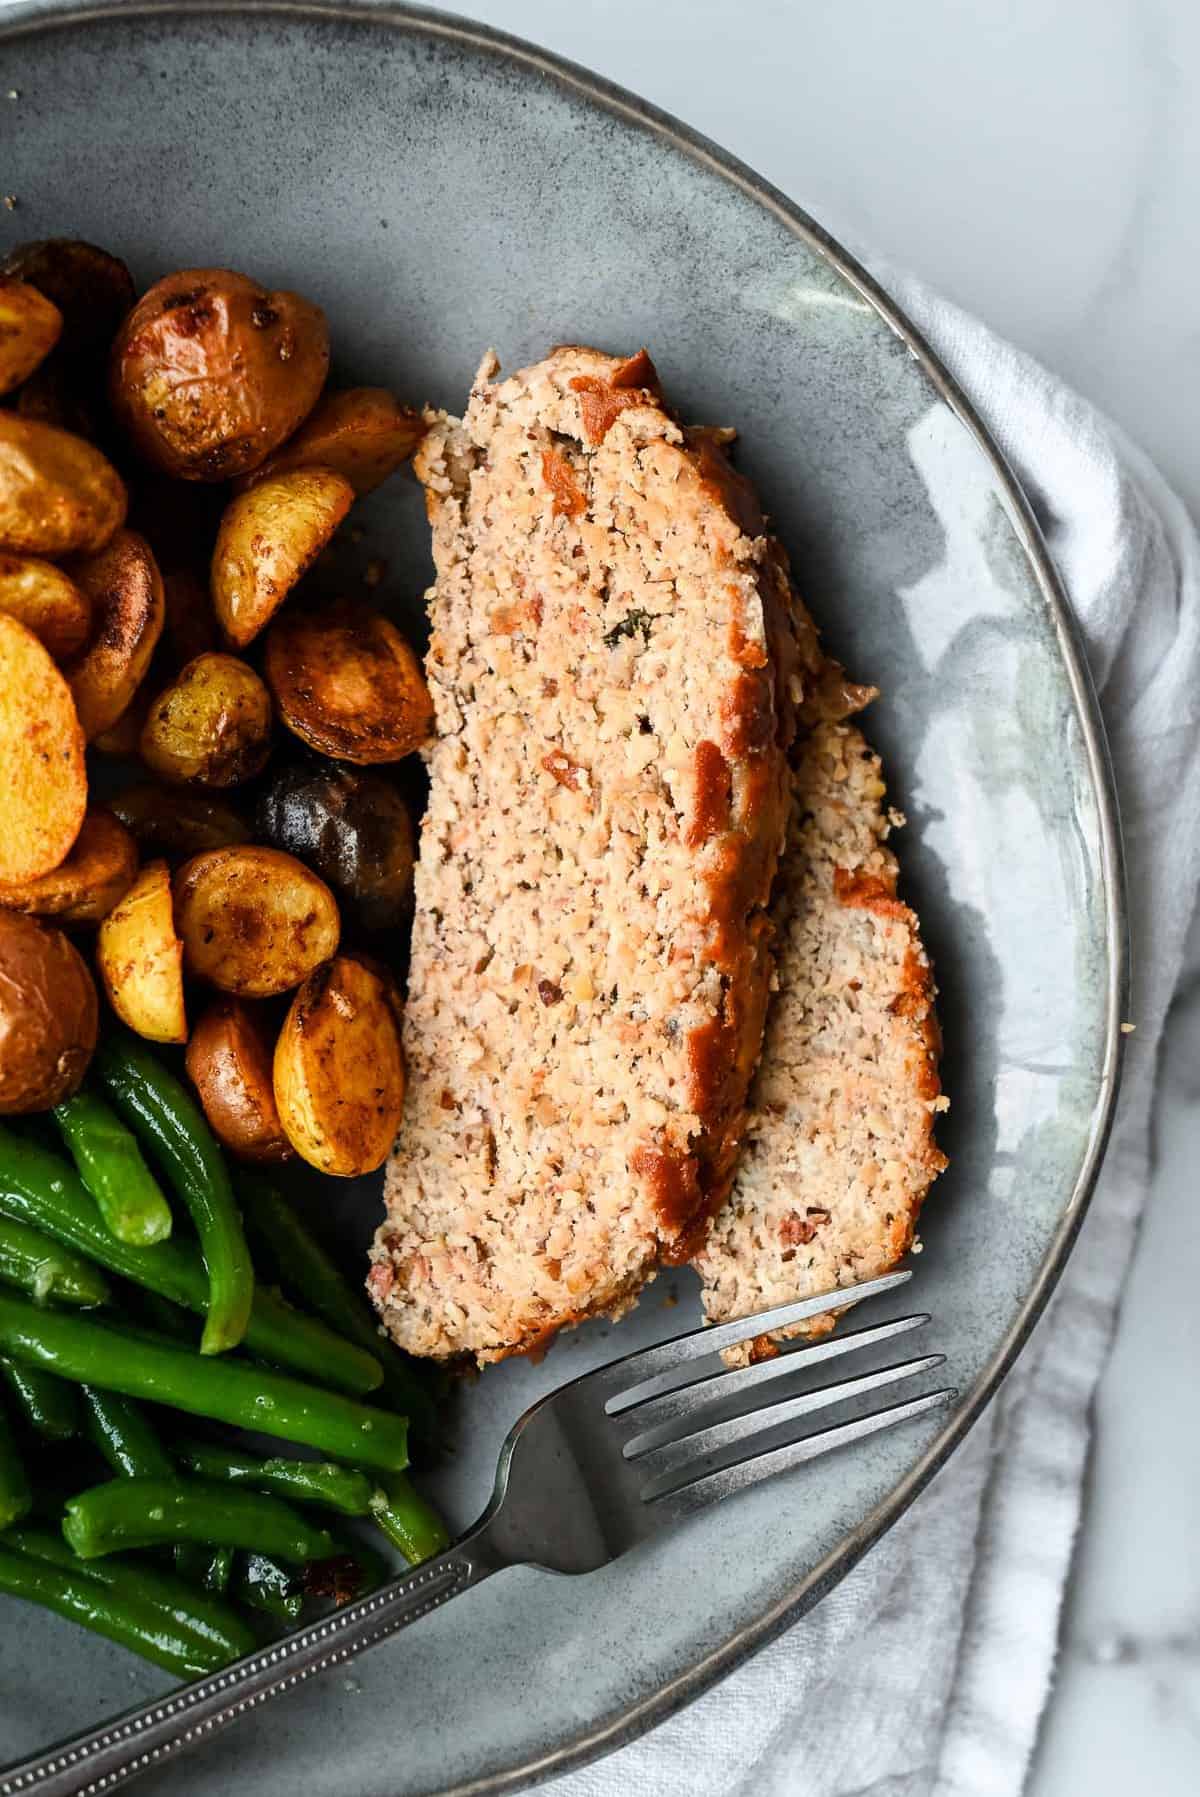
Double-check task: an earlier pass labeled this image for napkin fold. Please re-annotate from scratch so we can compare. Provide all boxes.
[548,271,1200,1797]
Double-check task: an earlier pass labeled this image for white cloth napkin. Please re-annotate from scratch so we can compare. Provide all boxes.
[547,274,1200,1796]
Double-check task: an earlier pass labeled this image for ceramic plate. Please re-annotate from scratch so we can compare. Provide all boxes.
[0,4,1125,1792]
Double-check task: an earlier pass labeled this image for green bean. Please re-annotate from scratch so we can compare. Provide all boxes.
[0,1393,32,1528]
[238,1174,436,1437]
[2,1529,255,1675]
[0,1126,381,1394]
[173,1542,234,1594]
[368,1471,450,1565]
[0,1215,109,1308]
[234,1551,302,1623]
[53,1089,173,1248]
[92,1036,252,1355]
[133,1289,200,1344]
[1,1357,79,1440]
[80,1386,175,1481]
[173,1437,374,1515]
[64,1476,335,1564]
[0,1295,407,1471]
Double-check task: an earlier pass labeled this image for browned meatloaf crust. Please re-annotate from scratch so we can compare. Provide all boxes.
[695,713,947,1364]
[367,345,827,1365]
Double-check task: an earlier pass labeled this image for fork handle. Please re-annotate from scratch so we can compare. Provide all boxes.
[0,1522,503,1797]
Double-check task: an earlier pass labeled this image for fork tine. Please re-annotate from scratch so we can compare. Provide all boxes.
[614,1312,930,1441]
[632,1352,945,1484]
[602,1269,913,1412]
[648,1386,955,1521]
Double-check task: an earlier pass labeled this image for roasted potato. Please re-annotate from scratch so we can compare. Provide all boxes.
[64,529,165,739]
[110,269,329,481]
[2,240,135,356]
[0,552,91,660]
[163,568,219,668]
[173,846,340,998]
[211,467,354,648]
[0,413,127,557]
[0,809,138,924]
[0,910,98,1112]
[96,859,186,1043]
[256,760,415,932]
[273,953,404,1175]
[140,653,272,788]
[109,785,250,859]
[0,278,63,396]
[0,613,87,884]
[265,603,433,764]
[237,388,425,496]
[185,996,291,1164]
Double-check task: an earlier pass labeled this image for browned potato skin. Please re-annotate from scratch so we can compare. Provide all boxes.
[140,653,272,788]
[0,552,91,659]
[0,809,138,924]
[186,996,292,1164]
[2,240,135,356]
[273,953,404,1176]
[211,467,354,649]
[0,414,127,557]
[163,567,219,667]
[235,389,425,497]
[109,785,250,859]
[110,269,329,482]
[0,278,64,396]
[63,529,165,739]
[174,845,340,999]
[96,859,187,1044]
[265,603,433,765]
[0,911,98,1112]
[0,613,88,884]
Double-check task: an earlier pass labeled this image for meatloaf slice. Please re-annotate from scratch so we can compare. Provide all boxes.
[368,345,824,1365]
[694,715,947,1364]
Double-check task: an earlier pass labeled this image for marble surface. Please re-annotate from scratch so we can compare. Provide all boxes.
[439,2,1200,1791]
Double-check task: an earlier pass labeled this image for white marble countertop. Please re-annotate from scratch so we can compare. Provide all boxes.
[445,2,1200,1790]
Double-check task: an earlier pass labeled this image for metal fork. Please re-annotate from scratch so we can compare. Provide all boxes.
[1,1270,951,1797]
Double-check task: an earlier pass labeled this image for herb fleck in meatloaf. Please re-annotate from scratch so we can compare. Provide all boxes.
[368,345,824,1364]
[695,715,947,1364]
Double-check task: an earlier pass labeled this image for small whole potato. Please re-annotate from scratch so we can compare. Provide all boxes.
[236,388,425,497]
[109,785,250,859]
[0,552,92,660]
[0,413,127,558]
[256,760,415,932]
[2,239,135,356]
[0,277,63,396]
[211,466,354,648]
[273,953,405,1175]
[265,603,433,765]
[64,529,165,739]
[173,845,340,998]
[140,653,272,787]
[186,996,292,1164]
[110,269,329,481]
[0,910,98,1112]
[0,809,138,924]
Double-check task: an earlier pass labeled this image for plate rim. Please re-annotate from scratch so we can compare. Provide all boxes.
[0,3,1131,1792]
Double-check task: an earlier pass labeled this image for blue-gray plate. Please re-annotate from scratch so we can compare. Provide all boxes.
[0,4,1125,1793]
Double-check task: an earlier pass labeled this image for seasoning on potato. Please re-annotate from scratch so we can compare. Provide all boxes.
[2,239,135,356]
[96,859,187,1044]
[256,760,415,933]
[235,388,425,497]
[0,911,99,1112]
[63,528,165,739]
[265,603,433,764]
[0,553,91,660]
[0,612,87,884]
[185,996,292,1165]
[211,467,354,649]
[110,268,330,481]
[273,953,405,1176]
[140,653,272,788]
[0,809,138,924]
[109,785,251,859]
[173,845,340,998]
[0,277,63,396]
[0,413,127,558]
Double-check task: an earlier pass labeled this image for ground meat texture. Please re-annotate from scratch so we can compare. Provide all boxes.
[695,718,947,1364]
[368,345,820,1365]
